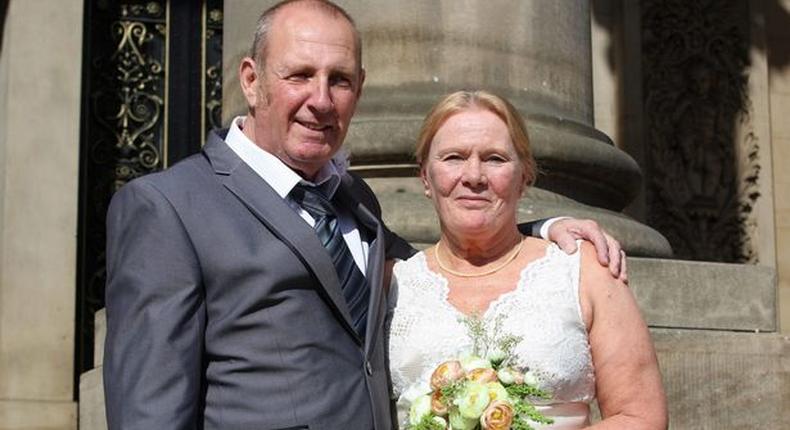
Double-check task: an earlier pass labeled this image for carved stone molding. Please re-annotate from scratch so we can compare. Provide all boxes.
[642,0,759,263]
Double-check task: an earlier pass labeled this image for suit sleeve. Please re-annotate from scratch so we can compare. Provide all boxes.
[348,173,416,260]
[103,179,205,430]
[518,219,547,238]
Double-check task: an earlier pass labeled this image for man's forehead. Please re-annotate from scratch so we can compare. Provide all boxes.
[272,2,356,38]
[267,5,361,65]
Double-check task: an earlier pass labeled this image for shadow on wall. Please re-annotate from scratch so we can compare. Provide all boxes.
[0,0,8,58]
[590,0,788,263]
[764,0,790,70]
[591,0,790,72]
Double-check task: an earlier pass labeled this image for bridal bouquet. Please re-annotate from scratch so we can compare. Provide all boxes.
[402,317,554,430]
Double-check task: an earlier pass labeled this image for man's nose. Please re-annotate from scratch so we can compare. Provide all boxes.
[307,78,333,113]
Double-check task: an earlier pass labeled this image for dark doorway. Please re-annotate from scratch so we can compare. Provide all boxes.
[75,0,223,397]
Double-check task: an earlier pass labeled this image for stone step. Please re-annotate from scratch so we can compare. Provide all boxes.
[81,320,790,430]
[651,329,790,429]
[82,257,784,429]
[630,257,777,331]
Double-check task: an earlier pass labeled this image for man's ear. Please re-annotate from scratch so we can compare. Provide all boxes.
[356,67,366,99]
[239,57,260,108]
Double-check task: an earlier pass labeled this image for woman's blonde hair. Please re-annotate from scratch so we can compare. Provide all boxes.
[415,90,537,186]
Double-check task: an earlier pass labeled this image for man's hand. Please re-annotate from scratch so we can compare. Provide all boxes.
[547,218,627,283]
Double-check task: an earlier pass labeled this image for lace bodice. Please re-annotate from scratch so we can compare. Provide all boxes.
[387,243,595,429]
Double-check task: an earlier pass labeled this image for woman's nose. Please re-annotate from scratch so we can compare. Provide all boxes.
[461,159,487,187]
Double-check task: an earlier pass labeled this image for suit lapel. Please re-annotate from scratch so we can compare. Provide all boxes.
[336,180,386,355]
[203,132,359,343]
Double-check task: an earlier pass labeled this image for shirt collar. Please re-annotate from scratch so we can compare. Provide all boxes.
[225,116,342,199]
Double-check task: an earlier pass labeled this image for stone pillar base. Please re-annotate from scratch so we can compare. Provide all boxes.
[653,329,790,429]
[0,400,76,430]
[79,368,106,430]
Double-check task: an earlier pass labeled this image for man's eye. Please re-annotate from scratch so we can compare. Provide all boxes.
[441,154,463,161]
[331,76,353,88]
[288,74,309,82]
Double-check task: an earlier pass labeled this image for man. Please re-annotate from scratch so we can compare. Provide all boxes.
[103,1,624,429]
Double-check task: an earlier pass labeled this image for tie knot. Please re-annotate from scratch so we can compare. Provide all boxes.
[292,184,336,220]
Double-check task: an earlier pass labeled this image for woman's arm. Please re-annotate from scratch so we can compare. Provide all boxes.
[578,242,667,429]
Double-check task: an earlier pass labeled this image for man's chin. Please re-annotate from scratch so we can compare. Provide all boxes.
[284,152,338,178]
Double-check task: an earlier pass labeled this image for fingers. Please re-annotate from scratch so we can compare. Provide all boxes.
[605,233,622,277]
[555,232,580,255]
[547,219,580,254]
[577,220,610,266]
[618,250,629,284]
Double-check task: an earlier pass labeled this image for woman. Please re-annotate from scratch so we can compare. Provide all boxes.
[387,91,667,429]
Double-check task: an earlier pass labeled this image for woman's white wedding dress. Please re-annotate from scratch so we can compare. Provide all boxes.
[387,243,596,429]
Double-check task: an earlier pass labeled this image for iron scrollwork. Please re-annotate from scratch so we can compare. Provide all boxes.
[92,2,166,189]
[79,1,225,379]
[642,0,760,263]
[78,0,170,381]
[205,1,224,134]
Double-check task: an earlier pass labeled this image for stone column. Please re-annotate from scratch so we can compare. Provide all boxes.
[0,0,82,428]
[223,0,671,256]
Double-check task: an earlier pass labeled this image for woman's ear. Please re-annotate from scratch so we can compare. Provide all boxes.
[420,166,432,198]
[519,167,530,196]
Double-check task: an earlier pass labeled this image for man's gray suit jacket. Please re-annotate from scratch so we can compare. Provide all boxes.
[103,130,412,430]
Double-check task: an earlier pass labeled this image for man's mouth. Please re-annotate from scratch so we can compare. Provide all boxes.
[297,120,333,132]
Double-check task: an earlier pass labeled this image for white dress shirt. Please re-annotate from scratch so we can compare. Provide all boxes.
[224,116,369,273]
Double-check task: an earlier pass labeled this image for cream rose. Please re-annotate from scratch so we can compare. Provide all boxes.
[459,355,492,372]
[409,394,433,426]
[449,409,478,430]
[496,367,525,385]
[485,382,510,403]
[454,381,490,419]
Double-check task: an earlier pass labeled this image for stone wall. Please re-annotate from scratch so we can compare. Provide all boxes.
[0,0,82,428]
[766,0,790,333]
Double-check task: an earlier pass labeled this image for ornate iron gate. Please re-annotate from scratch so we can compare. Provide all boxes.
[76,0,223,394]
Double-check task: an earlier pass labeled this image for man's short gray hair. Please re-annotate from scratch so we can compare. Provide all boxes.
[250,0,362,72]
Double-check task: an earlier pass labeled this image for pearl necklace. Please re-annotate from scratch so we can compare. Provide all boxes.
[435,237,524,278]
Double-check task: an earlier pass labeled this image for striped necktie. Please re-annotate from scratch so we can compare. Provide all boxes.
[291,184,369,339]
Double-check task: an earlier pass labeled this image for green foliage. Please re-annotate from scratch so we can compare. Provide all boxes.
[513,401,555,425]
[459,314,523,369]
[461,313,488,357]
[440,379,466,400]
[507,383,554,430]
[510,416,537,430]
[411,414,446,430]
[505,383,551,401]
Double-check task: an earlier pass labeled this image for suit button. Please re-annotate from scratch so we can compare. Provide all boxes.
[365,361,373,376]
